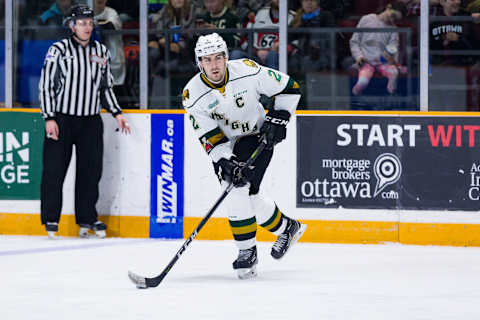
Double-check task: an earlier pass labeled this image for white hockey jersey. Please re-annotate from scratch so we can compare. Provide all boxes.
[252,7,294,49]
[182,59,300,163]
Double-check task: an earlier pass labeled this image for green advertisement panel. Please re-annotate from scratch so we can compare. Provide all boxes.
[0,112,43,199]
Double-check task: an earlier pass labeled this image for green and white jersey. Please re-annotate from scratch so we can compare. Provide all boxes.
[182,58,300,163]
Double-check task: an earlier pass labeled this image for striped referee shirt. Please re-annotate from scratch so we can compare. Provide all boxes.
[39,36,122,119]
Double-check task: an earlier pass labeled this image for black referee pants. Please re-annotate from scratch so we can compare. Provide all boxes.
[40,114,103,226]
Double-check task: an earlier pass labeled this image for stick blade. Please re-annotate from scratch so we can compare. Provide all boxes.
[128,270,148,289]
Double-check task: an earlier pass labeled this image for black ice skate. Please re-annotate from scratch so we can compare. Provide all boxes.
[232,246,258,279]
[45,222,59,239]
[79,221,107,238]
[271,219,307,260]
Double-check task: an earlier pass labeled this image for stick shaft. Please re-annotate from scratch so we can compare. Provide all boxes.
[145,139,266,287]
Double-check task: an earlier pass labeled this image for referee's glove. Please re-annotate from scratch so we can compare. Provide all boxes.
[217,157,254,187]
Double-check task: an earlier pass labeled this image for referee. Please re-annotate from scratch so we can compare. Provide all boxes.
[39,4,131,239]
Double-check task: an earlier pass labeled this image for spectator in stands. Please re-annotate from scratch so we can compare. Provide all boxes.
[319,0,353,21]
[430,0,477,65]
[289,0,335,71]
[241,0,296,69]
[465,0,480,22]
[149,0,169,13]
[149,0,198,75]
[40,0,73,25]
[197,0,242,54]
[235,0,270,25]
[349,1,407,96]
[397,0,441,16]
[94,0,127,104]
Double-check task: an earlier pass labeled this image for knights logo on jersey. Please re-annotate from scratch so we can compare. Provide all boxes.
[182,89,190,102]
[242,59,258,68]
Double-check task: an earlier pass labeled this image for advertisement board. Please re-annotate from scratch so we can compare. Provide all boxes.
[297,115,480,210]
[0,112,43,199]
[150,113,184,238]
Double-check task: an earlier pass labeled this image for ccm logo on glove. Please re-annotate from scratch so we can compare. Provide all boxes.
[260,110,291,150]
[265,115,289,126]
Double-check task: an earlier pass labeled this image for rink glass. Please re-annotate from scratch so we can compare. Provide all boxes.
[3,1,479,111]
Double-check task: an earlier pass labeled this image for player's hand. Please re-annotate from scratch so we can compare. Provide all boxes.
[115,114,131,134]
[45,119,59,141]
[217,157,254,187]
[260,110,291,150]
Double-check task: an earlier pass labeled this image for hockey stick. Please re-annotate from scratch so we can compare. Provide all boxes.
[128,136,267,289]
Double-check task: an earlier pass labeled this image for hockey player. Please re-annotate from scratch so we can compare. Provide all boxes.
[182,33,307,279]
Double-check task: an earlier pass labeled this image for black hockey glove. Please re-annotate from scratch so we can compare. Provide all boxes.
[217,157,254,187]
[260,110,291,150]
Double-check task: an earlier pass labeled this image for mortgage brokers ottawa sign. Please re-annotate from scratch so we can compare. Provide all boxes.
[0,112,43,199]
[297,115,480,211]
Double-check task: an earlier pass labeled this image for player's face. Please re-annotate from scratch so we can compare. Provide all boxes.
[200,53,227,83]
[73,18,94,41]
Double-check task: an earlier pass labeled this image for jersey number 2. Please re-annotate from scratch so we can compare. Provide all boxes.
[189,115,199,130]
[268,70,282,83]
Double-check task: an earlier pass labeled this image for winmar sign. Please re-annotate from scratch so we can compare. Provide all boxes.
[0,112,43,200]
[0,132,30,184]
[150,114,184,239]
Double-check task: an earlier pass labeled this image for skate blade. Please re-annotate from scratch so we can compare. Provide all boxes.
[274,223,307,260]
[292,223,307,244]
[79,229,106,239]
[47,232,58,240]
[236,265,257,280]
[94,230,106,238]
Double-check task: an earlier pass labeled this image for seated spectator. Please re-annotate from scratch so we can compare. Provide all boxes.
[149,0,169,13]
[241,0,295,69]
[40,0,73,25]
[197,0,242,55]
[319,0,353,21]
[349,1,407,96]
[235,0,271,25]
[466,0,480,22]
[94,0,127,103]
[149,0,198,75]
[289,0,335,71]
[397,0,442,16]
[430,0,477,65]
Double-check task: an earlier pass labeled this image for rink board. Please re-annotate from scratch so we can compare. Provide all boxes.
[2,109,480,246]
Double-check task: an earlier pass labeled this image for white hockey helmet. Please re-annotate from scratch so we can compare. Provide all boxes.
[194,33,229,71]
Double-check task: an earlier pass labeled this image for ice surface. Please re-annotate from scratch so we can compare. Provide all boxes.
[2,236,480,320]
